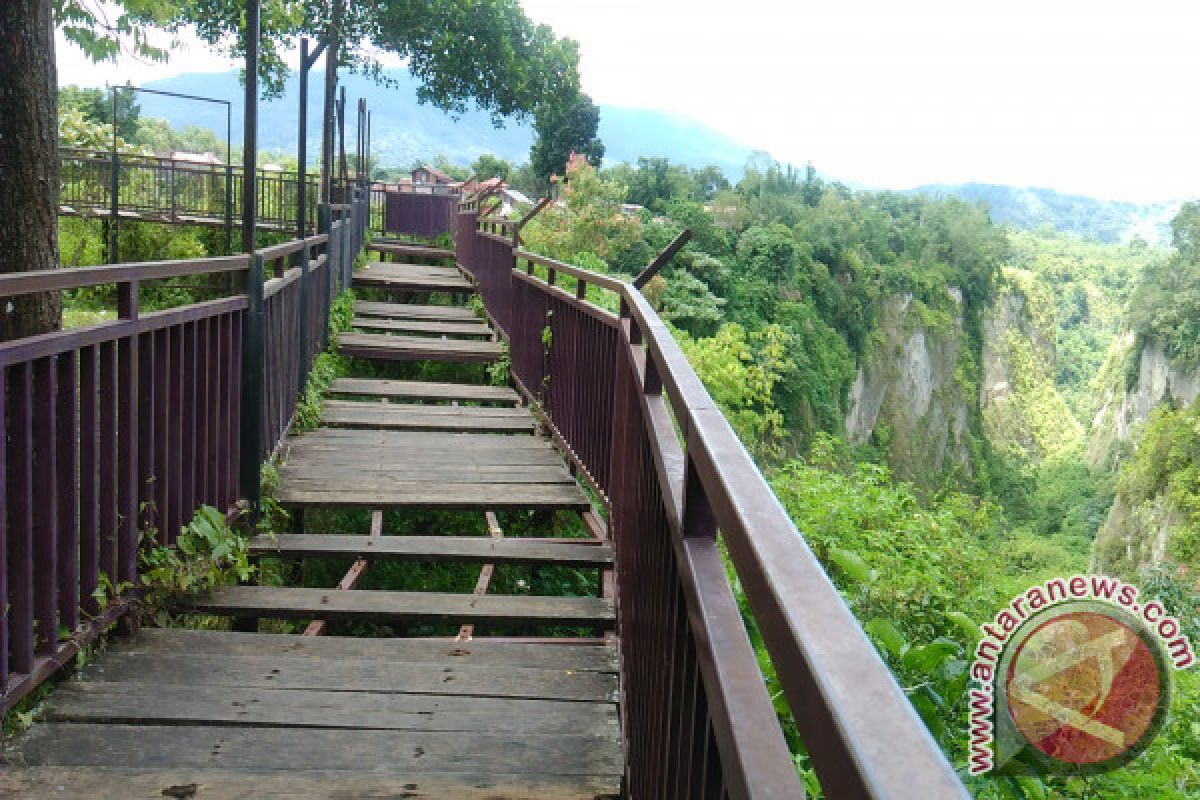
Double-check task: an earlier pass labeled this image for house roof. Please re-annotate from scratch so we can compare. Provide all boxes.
[414,164,454,183]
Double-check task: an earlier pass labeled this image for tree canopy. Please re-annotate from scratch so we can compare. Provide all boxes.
[56,0,584,117]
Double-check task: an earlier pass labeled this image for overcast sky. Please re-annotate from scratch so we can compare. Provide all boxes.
[56,0,1200,202]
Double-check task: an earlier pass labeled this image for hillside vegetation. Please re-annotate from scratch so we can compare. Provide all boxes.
[517,156,1199,799]
[48,97,1198,797]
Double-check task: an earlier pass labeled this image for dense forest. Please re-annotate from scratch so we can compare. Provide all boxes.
[511,152,1200,798]
[48,93,1200,797]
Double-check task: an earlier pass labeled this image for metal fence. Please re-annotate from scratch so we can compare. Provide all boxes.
[0,195,368,712]
[454,204,969,799]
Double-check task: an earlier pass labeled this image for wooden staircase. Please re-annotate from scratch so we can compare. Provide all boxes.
[2,245,623,799]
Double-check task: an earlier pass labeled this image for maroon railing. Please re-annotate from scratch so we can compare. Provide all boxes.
[382,189,459,238]
[455,204,968,799]
[0,195,367,712]
[58,147,320,234]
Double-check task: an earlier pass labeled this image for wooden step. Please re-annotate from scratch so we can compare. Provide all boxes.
[59,650,618,702]
[353,263,473,293]
[43,683,618,733]
[1,767,622,800]
[354,300,479,321]
[369,242,455,260]
[249,534,613,567]
[107,629,618,671]
[321,401,535,432]
[350,316,493,337]
[329,378,520,404]
[276,483,590,511]
[338,332,502,363]
[188,586,615,627]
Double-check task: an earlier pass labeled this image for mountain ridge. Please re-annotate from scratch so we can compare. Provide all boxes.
[135,68,763,179]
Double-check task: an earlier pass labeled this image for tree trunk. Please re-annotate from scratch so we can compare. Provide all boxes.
[0,0,62,340]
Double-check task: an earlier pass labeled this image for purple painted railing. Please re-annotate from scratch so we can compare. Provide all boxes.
[383,189,458,238]
[455,202,968,799]
[0,194,368,712]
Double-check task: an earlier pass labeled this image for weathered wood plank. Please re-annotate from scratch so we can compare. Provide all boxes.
[249,534,613,566]
[352,267,474,293]
[188,586,613,627]
[354,300,478,321]
[277,465,576,484]
[286,428,554,447]
[276,483,590,509]
[350,317,493,336]
[44,683,619,733]
[0,766,622,799]
[329,377,519,404]
[109,629,619,671]
[61,651,617,701]
[321,402,534,432]
[369,242,455,260]
[338,332,502,363]
[13,724,624,778]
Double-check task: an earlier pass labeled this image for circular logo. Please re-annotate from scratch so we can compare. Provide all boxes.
[995,603,1171,773]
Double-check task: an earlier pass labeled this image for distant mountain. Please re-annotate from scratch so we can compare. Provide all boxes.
[910,182,1180,245]
[135,69,761,178]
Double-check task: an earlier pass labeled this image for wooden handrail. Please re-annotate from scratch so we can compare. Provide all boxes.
[0,255,250,298]
[457,203,969,799]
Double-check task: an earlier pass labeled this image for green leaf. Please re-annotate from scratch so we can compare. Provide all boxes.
[902,638,959,673]
[865,617,908,658]
[945,611,980,643]
[828,547,873,584]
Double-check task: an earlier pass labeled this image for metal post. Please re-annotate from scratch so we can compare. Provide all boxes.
[297,38,310,241]
[318,203,332,346]
[226,103,234,253]
[297,239,310,394]
[239,0,263,509]
[321,1,340,204]
[109,89,119,264]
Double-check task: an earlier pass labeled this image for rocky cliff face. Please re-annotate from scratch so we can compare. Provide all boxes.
[1088,336,1200,574]
[979,269,1081,463]
[1086,335,1200,468]
[845,292,974,485]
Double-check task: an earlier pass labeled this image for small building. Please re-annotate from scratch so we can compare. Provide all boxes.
[412,164,454,185]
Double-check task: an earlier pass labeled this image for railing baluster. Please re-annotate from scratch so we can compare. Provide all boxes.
[55,353,82,631]
[8,362,34,674]
[32,357,59,655]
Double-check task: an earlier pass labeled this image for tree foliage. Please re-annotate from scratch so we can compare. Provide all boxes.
[530,93,604,185]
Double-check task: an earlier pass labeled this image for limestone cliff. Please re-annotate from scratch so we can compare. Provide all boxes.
[979,268,1081,463]
[844,292,974,486]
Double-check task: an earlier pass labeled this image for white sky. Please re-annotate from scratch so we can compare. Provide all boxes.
[56,0,1200,202]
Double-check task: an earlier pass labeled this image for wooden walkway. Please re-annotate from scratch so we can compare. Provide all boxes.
[2,253,623,798]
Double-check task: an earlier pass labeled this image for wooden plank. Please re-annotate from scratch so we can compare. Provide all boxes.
[276,483,590,510]
[329,378,519,404]
[249,534,613,566]
[108,629,619,671]
[68,650,616,701]
[13,724,624,778]
[369,242,455,260]
[0,766,622,799]
[350,317,493,337]
[286,428,554,447]
[44,682,619,734]
[188,586,613,627]
[361,261,462,275]
[323,401,531,420]
[354,300,478,321]
[352,268,473,293]
[338,332,501,363]
[281,449,566,469]
[321,402,534,433]
[278,465,576,484]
